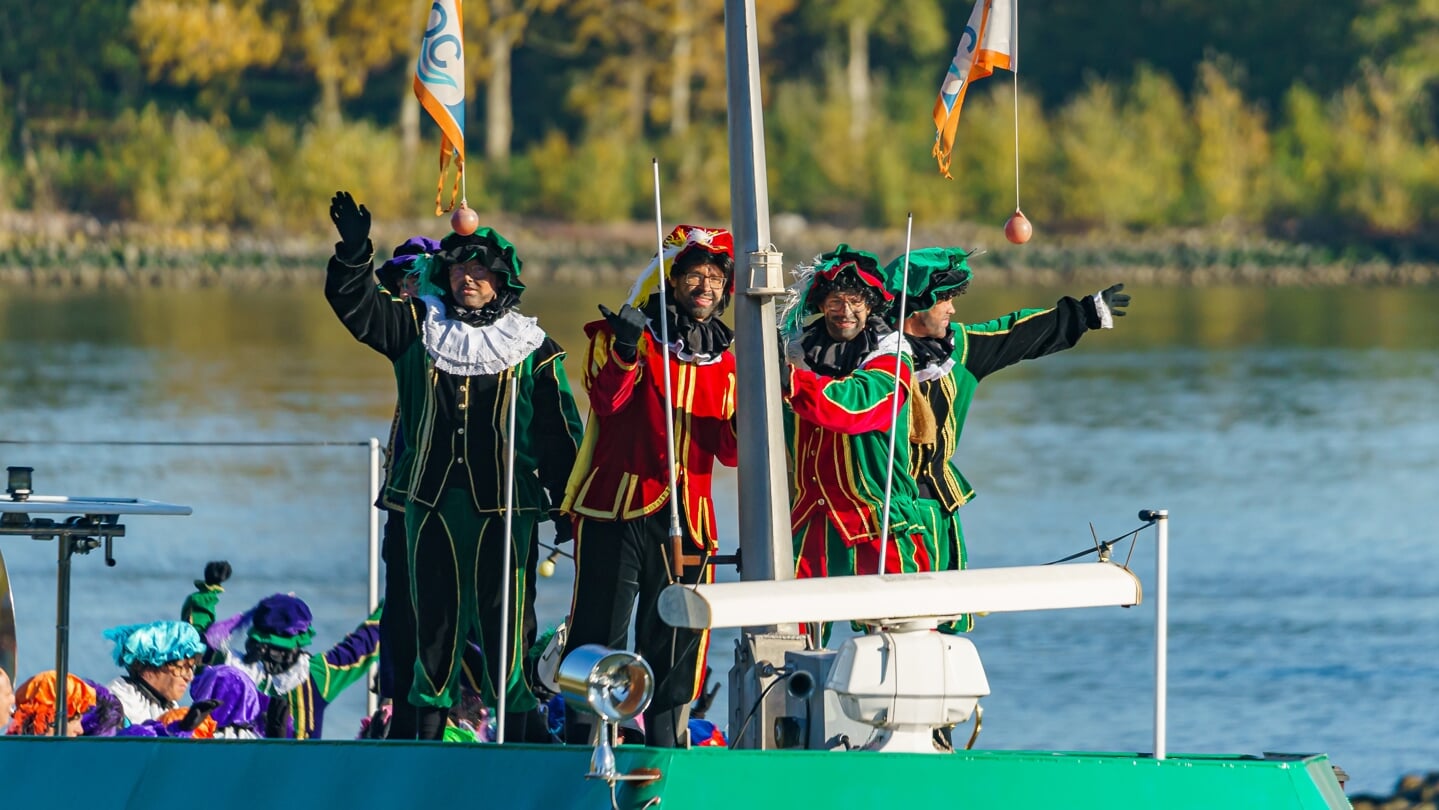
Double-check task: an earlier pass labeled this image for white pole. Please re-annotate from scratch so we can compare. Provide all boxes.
[497,377,520,744]
[1153,508,1169,760]
[876,213,914,576]
[366,437,382,717]
[651,158,685,563]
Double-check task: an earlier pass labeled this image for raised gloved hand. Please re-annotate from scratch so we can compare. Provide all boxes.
[178,699,221,733]
[329,190,372,261]
[690,667,721,718]
[598,303,647,363]
[1100,283,1130,317]
[203,561,232,588]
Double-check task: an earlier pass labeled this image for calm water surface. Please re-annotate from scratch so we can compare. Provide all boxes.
[0,283,1434,796]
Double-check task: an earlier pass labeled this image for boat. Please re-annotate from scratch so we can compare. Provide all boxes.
[0,2,1351,808]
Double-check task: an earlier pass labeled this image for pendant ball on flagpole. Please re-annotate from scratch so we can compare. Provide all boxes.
[451,202,480,236]
[1004,209,1033,244]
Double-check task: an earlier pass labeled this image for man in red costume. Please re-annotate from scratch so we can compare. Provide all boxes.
[562,225,738,748]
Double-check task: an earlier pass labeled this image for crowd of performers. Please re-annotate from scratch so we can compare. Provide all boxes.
[0,191,1128,744]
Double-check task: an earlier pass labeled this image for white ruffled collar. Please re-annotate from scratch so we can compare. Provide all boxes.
[913,357,955,383]
[419,295,546,375]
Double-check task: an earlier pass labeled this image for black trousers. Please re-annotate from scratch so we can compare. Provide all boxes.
[565,512,710,747]
[388,491,541,740]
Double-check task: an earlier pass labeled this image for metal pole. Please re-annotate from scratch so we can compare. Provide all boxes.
[1153,508,1169,760]
[366,437,382,717]
[876,214,913,575]
[496,376,520,744]
[650,159,685,562]
[725,0,790,594]
[54,538,71,738]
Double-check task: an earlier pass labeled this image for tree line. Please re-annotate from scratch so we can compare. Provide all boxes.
[2,0,1437,257]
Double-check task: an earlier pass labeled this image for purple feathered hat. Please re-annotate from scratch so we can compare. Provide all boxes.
[377,235,441,295]
[80,681,125,737]
[190,664,264,734]
[248,594,314,649]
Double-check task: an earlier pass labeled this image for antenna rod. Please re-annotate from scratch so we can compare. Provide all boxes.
[495,375,520,744]
[651,159,686,571]
[877,213,914,575]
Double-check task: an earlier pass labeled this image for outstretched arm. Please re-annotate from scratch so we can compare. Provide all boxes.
[309,604,383,703]
[962,285,1128,381]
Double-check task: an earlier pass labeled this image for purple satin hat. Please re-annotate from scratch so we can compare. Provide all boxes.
[191,665,264,733]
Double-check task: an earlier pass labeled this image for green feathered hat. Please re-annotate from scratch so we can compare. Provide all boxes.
[778,243,893,339]
[881,246,975,316]
[422,227,525,299]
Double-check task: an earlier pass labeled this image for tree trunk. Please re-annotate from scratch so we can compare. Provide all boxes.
[669,0,693,136]
[400,0,428,168]
[485,25,514,163]
[627,61,647,139]
[847,15,870,143]
[299,0,342,127]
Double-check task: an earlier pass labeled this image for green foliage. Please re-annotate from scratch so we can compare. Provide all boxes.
[1,0,1437,255]
[1191,60,1272,225]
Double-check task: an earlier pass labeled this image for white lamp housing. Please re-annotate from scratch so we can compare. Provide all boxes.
[828,629,989,753]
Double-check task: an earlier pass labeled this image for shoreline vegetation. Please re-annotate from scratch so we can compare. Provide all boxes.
[2,212,1434,290]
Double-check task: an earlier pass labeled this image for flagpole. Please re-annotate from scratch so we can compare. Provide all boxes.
[876,213,914,576]
[1012,0,1021,212]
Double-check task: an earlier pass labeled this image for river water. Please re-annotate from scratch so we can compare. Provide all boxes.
[0,283,1434,795]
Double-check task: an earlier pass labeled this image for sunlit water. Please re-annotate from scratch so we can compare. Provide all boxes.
[0,283,1434,796]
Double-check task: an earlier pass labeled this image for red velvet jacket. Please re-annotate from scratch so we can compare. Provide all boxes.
[562,320,738,550]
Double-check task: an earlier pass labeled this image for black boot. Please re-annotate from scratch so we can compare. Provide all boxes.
[415,706,447,741]
[643,705,691,749]
[502,708,556,744]
[387,701,419,740]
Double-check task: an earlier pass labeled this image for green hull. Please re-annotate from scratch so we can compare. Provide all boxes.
[0,738,1349,809]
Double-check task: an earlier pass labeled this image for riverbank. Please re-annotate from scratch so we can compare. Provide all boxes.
[1350,772,1439,809]
[1,211,1435,288]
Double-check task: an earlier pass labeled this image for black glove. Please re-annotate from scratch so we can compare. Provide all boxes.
[598,303,647,363]
[690,667,721,718]
[551,510,574,544]
[178,699,221,732]
[1100,283,1130,317]
[329,191,372,261]
[203,561,232,587]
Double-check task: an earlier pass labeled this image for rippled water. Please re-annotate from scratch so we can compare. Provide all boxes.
[0,283,1434,796]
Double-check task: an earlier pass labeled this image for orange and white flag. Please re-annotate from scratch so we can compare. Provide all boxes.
[932,0,1017,179]
[414,0,466,213]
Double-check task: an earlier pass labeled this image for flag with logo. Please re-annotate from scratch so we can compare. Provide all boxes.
[414,0,466,213]
[932,0,1018,179]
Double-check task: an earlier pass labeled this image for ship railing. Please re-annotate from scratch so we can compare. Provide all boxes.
[0,437,386,716]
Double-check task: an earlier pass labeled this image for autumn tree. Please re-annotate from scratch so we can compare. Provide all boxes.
[462,0,565,164]
[798,0,947,142]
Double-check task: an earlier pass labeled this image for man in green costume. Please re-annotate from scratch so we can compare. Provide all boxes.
[324,191,583,740]
[780,245,932,583]
[881,247,1131,630]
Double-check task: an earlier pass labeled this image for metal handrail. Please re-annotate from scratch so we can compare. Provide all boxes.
[0,438,385,716]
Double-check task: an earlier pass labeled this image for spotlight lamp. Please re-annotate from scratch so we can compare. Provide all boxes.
[557,644,656,784]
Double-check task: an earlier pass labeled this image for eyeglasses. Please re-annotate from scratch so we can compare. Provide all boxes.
[448,261,493,280]
[162,658,199,676]
[822,294,870,313]
[678,271,727,291]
